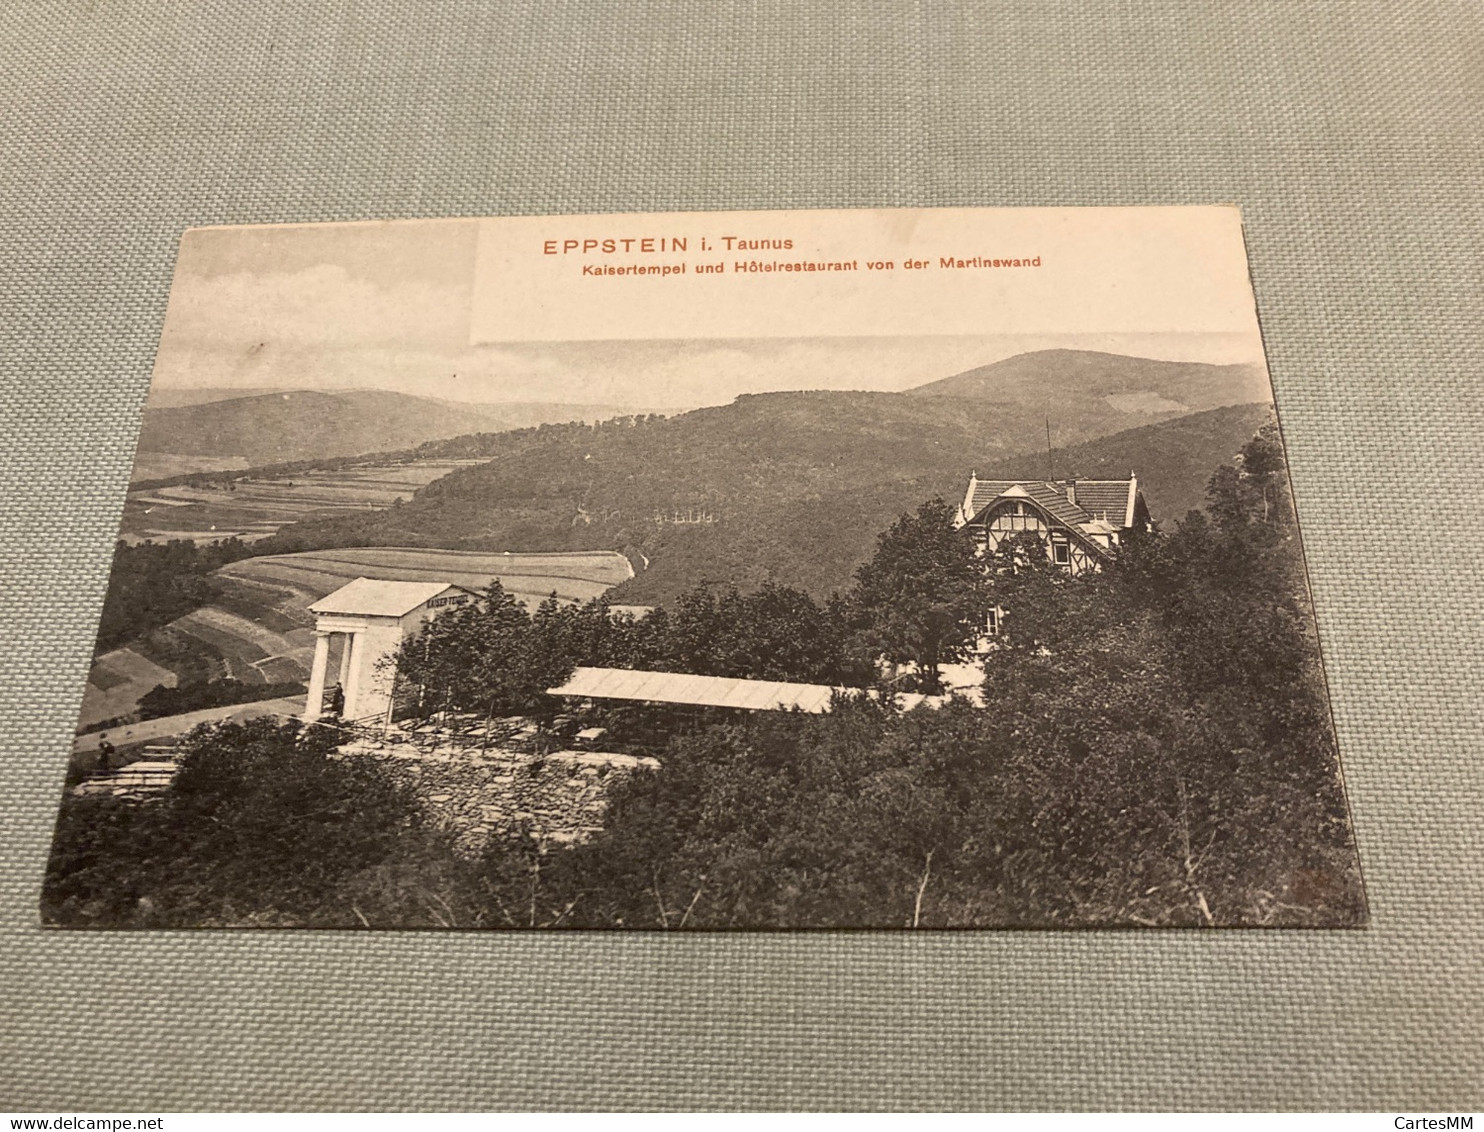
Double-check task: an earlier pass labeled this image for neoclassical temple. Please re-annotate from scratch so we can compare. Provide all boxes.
[955,473,1150,575]
[303,577,479,724]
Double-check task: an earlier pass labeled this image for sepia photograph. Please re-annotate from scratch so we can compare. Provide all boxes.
[43,208,1366,930]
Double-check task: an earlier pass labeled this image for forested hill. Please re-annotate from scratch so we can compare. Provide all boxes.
[909,348,1271,412]
[607,400,1275,604]
[975,400,1277,521]
[134,389,642,477]
[260,381,1274,605]
[261,383,1209,559]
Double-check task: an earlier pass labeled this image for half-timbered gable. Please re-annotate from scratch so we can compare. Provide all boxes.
[954,472,1150,577]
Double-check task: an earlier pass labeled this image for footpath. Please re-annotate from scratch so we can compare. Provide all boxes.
[72,695,307,755]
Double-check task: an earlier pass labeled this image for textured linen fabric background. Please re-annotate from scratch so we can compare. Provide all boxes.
[2,0,1481,1112]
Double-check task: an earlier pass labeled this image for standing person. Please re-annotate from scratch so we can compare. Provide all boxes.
[96,733,116,774]
[329,682,345,719]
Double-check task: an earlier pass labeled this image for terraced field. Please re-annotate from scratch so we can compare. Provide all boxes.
[219,548,631,610]
[78,648,178,729]
[79,548,633,729]
[118,459,486,544]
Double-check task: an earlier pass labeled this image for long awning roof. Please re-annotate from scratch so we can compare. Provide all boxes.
[547,666,945,713]
[549,667,841,713]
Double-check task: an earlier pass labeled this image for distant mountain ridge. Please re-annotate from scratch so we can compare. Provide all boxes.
[132,389,648,480]
[253,348,1277,605]
[908,348,1270,413]
[146,386,290,409]
[136,350,1266,481]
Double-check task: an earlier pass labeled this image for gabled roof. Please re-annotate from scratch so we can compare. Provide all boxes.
[1071,480,1137,525]
[1019,481,1093,528]
[309,578,472,618]
[964,476,1138,530]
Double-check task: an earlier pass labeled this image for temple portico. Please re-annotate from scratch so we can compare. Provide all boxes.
[303,578,478,724]
[303,625,366,723]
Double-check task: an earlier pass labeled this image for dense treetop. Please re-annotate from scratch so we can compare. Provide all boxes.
[49,422,1364,930]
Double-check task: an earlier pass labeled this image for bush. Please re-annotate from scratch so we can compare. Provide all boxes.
[469,427,1364,929]
[42,718,466,928]
[136,678,306,721]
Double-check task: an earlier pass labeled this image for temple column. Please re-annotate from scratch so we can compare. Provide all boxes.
[335,630,356,688]
[341,631,363,720]
[303,630,331,722]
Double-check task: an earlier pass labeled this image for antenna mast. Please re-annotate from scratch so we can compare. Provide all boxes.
[1046,417,1054,480]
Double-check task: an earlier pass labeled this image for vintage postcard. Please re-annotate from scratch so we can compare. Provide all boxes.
[44,206,1366,929]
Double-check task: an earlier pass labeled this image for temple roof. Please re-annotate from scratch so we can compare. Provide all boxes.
[309,578,470,618]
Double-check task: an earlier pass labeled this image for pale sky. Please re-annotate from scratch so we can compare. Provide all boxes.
[152,218,1270,410]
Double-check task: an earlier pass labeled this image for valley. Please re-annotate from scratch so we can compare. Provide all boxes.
[87,348,1277,729]
[120,459,486,543]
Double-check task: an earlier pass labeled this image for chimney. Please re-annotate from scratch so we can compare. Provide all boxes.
[1065,479,1077,506]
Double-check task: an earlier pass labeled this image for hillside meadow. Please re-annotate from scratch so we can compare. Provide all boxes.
[261,399,1276,606]
[78,548,632,730]
[119,459,487,544]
